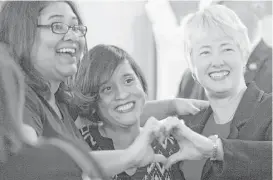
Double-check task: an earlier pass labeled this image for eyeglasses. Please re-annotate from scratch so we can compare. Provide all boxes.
[37,22,87,37]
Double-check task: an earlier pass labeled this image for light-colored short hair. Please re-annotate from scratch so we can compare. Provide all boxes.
[179,4,251,70]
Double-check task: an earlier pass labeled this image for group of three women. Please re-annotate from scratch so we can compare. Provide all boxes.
[0,1,271,180]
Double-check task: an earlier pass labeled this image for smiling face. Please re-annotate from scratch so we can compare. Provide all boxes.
[97,61,146,128]
[191,30,246,97]
[31,2,85,82]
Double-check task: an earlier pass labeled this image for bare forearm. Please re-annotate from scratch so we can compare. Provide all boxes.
[90,149,133,177]
[140,100,174,126]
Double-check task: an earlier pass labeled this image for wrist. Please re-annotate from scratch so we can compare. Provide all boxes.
[206,135,224,161]
[216,138,224,160]
[169,99,177,116]
[205,135,218,160]
[123,148,136,169]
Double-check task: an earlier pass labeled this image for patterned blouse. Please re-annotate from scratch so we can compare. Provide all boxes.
[79,125,183,180]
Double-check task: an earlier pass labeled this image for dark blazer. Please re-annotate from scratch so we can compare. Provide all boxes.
[179,83,272,180]
[177,40,272,100]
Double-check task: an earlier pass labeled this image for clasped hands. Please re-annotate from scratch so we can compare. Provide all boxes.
[128,116,223,169]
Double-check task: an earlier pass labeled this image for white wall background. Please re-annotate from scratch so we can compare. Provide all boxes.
[146,0,197,99]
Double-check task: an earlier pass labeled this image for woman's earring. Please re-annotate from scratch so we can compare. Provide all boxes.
[191,73,201,85]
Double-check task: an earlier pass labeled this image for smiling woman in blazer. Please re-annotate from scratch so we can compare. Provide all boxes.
[149,4,271,180]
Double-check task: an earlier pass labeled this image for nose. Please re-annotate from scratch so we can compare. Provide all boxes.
[63,28,80,42]
[115,85,129,100]
[211,53,225,68]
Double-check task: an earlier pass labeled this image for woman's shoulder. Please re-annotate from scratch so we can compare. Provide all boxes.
[253,92,272,121]
[244,84,272,119]
[76,120,113,151]
[0,143,83,180]
[24,84,44,112]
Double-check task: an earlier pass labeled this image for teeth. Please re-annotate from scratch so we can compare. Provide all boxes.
[116,102,134,112]
[209,71,229,79]
[57,48,76,54]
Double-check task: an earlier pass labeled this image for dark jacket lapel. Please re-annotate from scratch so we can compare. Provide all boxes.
[202,83,266,179]
[228,83,265,139]
[178,107,213,134]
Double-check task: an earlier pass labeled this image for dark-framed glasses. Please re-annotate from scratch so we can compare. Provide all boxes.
[37,22,87,37]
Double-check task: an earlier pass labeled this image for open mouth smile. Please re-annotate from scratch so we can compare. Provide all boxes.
[115,102,135,113]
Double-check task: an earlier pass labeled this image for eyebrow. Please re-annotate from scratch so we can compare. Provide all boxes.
[199,45,211,49]
[48,14,78,21]
[99,73,134,86]
[220,43,232,47]
[123,73,134,77]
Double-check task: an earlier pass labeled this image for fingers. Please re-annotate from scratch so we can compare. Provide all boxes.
[187,100,209,115]
[165,151,184,169]
[188,104,201,115]
[152,154,167,165]
[191,100,209,111]
[174,98,209,115]
[142,117,162,143]
[162,117,185,138]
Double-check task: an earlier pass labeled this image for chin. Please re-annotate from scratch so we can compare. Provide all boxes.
[208,86,234,97]
[205,82,233,96]
[60,67,78,77]
[117,114,140,126]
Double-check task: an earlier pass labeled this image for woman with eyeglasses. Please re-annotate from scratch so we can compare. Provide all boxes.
[0,1,209,178]
[0,43,108,180]
[0,1,157,177]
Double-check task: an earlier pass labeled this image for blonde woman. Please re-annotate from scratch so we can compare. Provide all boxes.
[148,5,271,180]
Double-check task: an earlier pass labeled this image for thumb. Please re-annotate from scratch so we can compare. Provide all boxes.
[192,100,209,110]
[153,154,167,164]
[165,152,184,169]
[189,104,200,115]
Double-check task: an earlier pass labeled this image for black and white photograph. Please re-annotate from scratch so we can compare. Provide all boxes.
[0,0,272,180]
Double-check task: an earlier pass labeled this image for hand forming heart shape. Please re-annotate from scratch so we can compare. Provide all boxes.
[140,116,217,169]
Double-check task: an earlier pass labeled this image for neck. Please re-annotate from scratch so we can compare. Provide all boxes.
[47,80,61,103]
[100,120,140,150]
[207,82,247,108]
[207,82,247,124]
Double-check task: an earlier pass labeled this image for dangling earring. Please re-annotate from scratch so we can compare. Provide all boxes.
[191,72,201,85]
